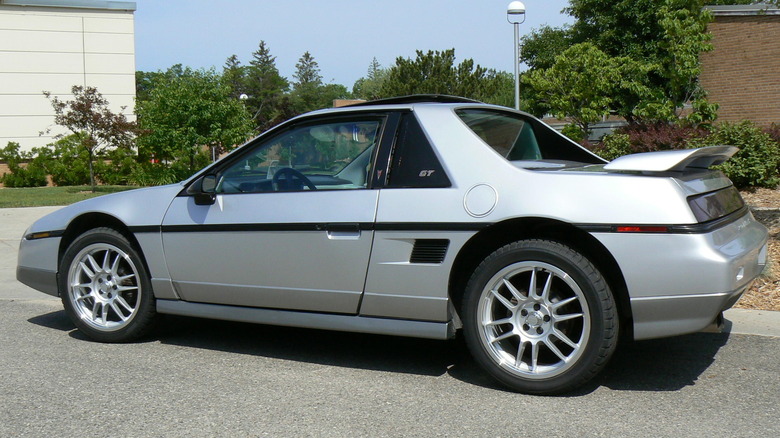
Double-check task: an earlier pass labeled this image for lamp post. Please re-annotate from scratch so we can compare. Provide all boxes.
[507,1,526,110]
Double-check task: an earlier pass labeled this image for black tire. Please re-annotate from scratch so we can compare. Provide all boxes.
[462,239,617,394]
[59,228,157,342]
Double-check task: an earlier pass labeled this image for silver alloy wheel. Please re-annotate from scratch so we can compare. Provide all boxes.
[477,261,591,379]
[66,242,142,332]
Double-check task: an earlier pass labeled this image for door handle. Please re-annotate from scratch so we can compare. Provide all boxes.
[325,223,361,240]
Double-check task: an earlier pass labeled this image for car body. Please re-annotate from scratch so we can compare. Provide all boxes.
[17,95,768,394]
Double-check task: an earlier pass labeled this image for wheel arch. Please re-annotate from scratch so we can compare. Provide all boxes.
[58,213,149,276]
[448,217,633,339]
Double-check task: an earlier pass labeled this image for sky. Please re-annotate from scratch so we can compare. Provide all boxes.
[133,0,574,90]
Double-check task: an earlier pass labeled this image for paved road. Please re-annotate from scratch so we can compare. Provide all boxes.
[1,207,779,437]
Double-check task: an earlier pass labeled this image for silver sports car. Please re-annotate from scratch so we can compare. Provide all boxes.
[17,96,768,394]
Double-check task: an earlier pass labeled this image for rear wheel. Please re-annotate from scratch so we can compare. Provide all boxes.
[463,239,617,394]
[59,228,156,342]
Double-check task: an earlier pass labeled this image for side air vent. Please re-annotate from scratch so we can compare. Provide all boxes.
[410,239,450,264]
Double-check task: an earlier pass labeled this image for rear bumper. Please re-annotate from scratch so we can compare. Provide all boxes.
[629,283,753,339]
[593,211,768,340]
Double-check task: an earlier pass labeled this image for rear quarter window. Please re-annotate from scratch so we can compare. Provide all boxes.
[456,109,604,165]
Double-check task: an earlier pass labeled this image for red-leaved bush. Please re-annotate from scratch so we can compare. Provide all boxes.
[616,122,709,154]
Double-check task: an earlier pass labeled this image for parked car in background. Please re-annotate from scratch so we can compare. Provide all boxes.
[17,95,768,394]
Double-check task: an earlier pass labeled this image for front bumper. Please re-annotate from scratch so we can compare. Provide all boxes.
[593,211,768,340]
[16,234,61,297]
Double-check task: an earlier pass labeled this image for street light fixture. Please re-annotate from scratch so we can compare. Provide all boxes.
[507,1,526,110]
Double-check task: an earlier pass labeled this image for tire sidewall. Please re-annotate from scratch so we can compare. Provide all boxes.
[59,228,156,343]
[463,240,615,394]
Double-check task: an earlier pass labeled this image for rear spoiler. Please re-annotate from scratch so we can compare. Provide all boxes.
[603,146,738,172]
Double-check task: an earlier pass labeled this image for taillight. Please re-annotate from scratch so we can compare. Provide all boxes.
[687,186,744,223]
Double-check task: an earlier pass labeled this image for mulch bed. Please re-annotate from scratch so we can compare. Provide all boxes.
[739,188,780,311]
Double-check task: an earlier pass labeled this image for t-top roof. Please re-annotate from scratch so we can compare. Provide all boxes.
[346,95,484,107]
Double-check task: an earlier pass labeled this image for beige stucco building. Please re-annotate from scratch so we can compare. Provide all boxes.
[0,0,136,151]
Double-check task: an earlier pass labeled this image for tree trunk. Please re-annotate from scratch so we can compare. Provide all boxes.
[88,151,96,192]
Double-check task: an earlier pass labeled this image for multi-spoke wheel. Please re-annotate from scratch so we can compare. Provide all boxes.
[59,228,156,342]
[463,240,617,394]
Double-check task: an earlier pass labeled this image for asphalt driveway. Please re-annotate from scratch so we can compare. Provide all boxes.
[1,206,779,437]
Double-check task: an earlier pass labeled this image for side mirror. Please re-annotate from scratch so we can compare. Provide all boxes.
[194,174,217,205]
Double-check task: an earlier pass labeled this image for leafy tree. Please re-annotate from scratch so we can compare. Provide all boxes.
[135,66,254,180]
[135,71,157,103]
[524,43,649,138]
[317,83,350,107]
[520,25,575,71]
[43,86,137,191]
[136,65,187,103]
[244,41,289,131]
[521,0,718,124]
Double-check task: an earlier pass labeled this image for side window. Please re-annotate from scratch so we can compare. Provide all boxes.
[385,113,451,188]
[217,119,381,193]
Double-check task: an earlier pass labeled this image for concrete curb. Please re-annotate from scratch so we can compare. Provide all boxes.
[724,308,780,338]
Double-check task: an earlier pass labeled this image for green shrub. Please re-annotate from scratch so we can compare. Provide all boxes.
[0,142,48,187]
[765,123,780,145]
[593,120,780,189]
[561,123,585,143]
[702,121,780,189]
[593,133,631,161]
[33,136,92,186]
[95,147,138,185]
[129,162,180,186]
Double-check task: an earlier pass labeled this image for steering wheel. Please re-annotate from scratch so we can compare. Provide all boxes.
[272,167,317,191]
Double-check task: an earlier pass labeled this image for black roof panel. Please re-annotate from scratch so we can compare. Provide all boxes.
[346,94,483,107]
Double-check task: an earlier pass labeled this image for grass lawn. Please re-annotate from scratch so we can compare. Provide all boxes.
[0,185,139,208]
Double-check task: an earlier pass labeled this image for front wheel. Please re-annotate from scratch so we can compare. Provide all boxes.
[59,228,157,342]
[462,240,617,394]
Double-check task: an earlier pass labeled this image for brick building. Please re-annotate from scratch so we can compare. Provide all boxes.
[700,4,780,127]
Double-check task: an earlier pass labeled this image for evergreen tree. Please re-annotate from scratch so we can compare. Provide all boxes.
[293,51,323,87]
[352,58,388,101]
[378,49,511,105]
[244,41,289,131]
[222,54,246,99]
[291,51,340,113]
